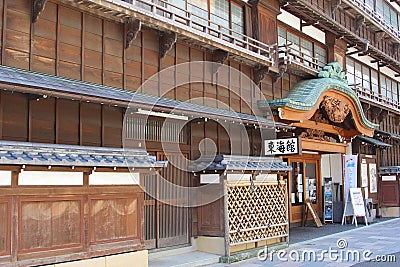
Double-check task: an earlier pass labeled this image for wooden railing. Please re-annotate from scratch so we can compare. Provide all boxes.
[343,0,400,40]
[351,84,400,111]
[278,43,325,73]
[119,0,275,64]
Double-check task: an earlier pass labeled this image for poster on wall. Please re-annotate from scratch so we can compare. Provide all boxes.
[361,163,368,187]
[369,163,377,193]
[344,155,358,202]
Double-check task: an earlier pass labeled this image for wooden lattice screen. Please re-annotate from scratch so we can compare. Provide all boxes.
[226,182,288,245]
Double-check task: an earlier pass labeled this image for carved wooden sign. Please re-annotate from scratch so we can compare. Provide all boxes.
[265,137,301,155]
[321,96,350,123]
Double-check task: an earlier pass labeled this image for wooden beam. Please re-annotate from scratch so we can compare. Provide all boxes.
[291,120,344,136]
[159,31,177,59]
[125,18,141,49]
[32,0,48,23]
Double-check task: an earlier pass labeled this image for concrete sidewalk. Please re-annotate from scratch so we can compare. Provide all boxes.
[211,218,400,266]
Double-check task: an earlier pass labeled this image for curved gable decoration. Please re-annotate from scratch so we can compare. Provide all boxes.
[258,62,379,137]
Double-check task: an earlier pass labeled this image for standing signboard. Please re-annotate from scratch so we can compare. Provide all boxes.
[342,187,368,227]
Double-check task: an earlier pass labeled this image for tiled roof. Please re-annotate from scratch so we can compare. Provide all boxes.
[0,65,291,129]
[0,140,167,168]
[356,136,392,148]
[374,129,400,140]
[258,77,379,130]
[188,155,292,172]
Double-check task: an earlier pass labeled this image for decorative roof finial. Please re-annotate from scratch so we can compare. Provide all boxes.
[318,62,347,84]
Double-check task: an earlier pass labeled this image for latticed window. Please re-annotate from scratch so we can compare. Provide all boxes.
[279,26,327,69]
[182,0,245,37]
[314,45,327,66]
[371,70,379,94]
[346,58,355,85]
[124,116,188,143]
[278,26,287,46]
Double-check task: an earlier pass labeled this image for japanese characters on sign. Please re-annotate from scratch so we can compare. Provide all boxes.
[264,137,300,155]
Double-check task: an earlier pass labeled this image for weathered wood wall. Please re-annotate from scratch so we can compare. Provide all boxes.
[0,172,144,266]
[0,0,290,116]
[0,91,123,147]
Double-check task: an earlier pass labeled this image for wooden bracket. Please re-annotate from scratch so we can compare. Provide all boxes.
[394,116,400,126]
[377,109,388,123]
[331,0,342,20]
[253,65,269,85]
[354,16,365,32]
[159,31,177,59]
[32,0,48,23]
[271,61,287,84]
[370,106,382,121]
[361,102,371,113]
[125,18,141,49]
[212,49,229,75]
[392,43,399,57]
[376,31,386,42]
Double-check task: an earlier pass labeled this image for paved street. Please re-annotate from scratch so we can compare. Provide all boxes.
[224,218,400,266]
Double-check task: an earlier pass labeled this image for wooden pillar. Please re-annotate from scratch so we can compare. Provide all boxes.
[325,32,348,68]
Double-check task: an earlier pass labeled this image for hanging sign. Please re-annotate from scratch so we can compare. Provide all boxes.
[343,155,358,202]
[369,163,377,193]
[361,163,368,187]
[264,137,301,156]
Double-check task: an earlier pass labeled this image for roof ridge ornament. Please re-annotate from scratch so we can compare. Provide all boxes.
[317,62,348,84]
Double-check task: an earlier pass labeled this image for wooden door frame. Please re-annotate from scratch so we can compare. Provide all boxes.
[286,154,322,224]
[143,150,191,249]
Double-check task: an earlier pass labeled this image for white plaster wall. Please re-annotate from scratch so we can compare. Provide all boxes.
[278,9,300,30]
[18,171,83,185]
[89,172,140,185]
[0,170,12,186]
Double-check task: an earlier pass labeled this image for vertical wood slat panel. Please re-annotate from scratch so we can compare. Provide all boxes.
[1,0,7,64]
[0,199,10,256]
[19,198,82,252]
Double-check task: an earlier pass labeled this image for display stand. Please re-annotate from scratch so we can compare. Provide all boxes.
[341,188,368,227]
[323,177,333,223]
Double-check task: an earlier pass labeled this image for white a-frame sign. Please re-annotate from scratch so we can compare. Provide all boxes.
[341,188,368,227]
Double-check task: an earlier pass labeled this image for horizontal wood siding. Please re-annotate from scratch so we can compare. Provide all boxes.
[0,0,271,117]
[0,91,123,147]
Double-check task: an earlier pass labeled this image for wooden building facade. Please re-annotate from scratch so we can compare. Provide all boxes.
[0,0,400,266]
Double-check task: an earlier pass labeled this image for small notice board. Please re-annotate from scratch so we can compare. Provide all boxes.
[341,187,368,227]
[303,198,323,227]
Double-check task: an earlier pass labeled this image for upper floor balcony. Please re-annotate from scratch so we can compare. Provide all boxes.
[351,84,400,112]
[341,0,400,43]
[277,25,327,76]
[282,0,400,75]
[62,0,276,68]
